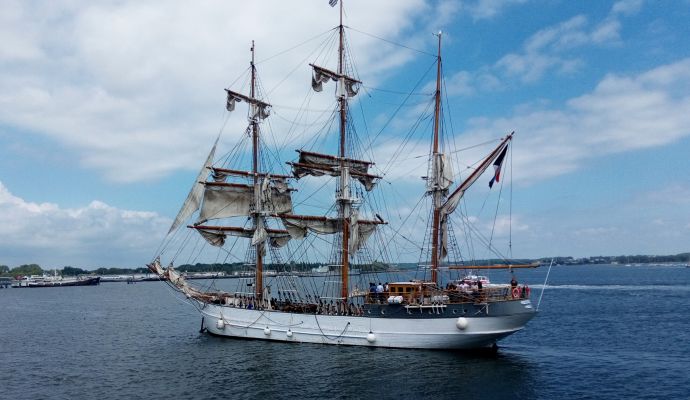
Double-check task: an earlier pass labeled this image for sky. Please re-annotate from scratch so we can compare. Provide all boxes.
[1,0,689,269]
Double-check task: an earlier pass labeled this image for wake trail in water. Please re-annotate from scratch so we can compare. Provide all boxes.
[532,284,690,291]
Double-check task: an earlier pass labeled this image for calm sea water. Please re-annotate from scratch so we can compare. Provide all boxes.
[1,265,688,400]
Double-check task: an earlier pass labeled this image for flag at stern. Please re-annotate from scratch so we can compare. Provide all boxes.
[488,146,508,188]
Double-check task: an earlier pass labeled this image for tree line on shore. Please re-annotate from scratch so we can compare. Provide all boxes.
[1,253,688,277]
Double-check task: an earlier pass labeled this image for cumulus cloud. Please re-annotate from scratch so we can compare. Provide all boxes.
[0,181,169,268]
[440,2,644,96]
[0,0,436,183]
[450,58,690,185]
[367,56,690,217]
[491,1,643,84]
[463,0,527,20]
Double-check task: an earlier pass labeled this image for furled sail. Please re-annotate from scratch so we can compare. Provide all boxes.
[225,89,271,120]
[310,64,360,97]
[281,216,339,239]
[194,225,291,248]
[281,214,381,254]
[167,137,218,235]
[290,150,379,191]
[431,153,454,191]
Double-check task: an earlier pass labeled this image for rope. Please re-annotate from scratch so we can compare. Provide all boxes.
[346,26,436,57]
[314,317,351,341]
[537,259,554,311]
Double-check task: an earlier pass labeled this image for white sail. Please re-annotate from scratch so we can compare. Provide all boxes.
[281,216,339,239]
[432,153,454,191]
[167,138,218,235]
[349,211,376,254]
[198,185,253,221]
[292,151,378,191]
[440,137,511,217]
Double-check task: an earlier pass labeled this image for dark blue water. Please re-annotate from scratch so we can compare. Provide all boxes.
[1,265,688,399]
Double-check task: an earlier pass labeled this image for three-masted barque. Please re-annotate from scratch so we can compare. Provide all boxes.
[148,1,537,349]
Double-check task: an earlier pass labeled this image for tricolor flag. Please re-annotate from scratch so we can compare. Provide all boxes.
[329,0,338,7]
[488,146,508,188]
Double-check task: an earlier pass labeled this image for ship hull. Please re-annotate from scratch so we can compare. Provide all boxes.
[13,277,101,288]
[200,299,536,349]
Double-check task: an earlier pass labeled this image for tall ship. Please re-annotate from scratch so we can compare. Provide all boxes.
[148,1,537,349]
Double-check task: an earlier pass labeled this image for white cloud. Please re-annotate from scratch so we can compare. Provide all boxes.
[612,0,644,16]
[464,0,527,20]
[495,1,643,83]
[0,0,433,183]
[455,58,690,185]
[373,57,690,190]
[0,181,169,268]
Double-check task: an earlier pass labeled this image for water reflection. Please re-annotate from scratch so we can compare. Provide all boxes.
[193,335,537,400]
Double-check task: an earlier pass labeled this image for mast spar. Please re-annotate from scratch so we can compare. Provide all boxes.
[430,31,443,285]
[250,40,264,301]
[338,0,350,301]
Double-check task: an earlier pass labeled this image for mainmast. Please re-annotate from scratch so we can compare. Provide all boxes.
[250,40,265,301]
[292,0,384,301]
[430,32,443,284]
[337,0,350,301]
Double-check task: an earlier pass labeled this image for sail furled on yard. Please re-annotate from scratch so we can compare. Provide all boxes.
[431,153,454,191]
[290,150,379,191]
[167,137,219,235]
[281,216,339,239]
[225,89,271,120]
[194,225,291,248]
[310,64,360,97]
[280,214,380,254]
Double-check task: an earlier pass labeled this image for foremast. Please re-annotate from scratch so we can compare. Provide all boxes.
[180,41,295,305]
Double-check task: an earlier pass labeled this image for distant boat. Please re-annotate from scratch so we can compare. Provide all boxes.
[12,274,100,288]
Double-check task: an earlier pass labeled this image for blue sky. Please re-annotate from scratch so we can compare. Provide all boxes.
[1,0,689,268]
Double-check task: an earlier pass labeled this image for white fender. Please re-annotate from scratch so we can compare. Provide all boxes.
[264,327,271,336]
[216,318,225,330]
[456,317,469,330]
[366,332,376,343]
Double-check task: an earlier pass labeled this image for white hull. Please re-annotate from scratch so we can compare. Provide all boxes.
[201,301,536,349]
